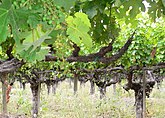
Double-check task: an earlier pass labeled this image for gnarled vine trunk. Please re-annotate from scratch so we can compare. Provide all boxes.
[46,82,51,95]
[69,78,72,88]
[90,80,95,95]
[22,82,26,90]
[1,73,8,114]
[80,81,85,88]
[113,84,116,95]
[135,90,143,118]
[52,82,57,94]
[142,70,146,118]
[99,86,106,99]
[74,75,78,95]
[30,83,41,118]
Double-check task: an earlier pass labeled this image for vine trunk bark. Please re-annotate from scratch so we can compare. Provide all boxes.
[52,82,56,94]
[135,90,143,118]
[135,71,146,118]
[142,70,146,118]
[69,78,72,88]
[22,82,26,90]
[113,84,116,95]
[46,83,51,95]
[80,81,85,88]
[74,75,78,95]
[90,80,95,95]
[30,83,41,118]
[100,86,106,99]
[1,73,8,114]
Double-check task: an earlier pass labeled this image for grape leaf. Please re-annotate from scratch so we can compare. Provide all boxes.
[0,8,9,44]
[17,25,51,53]
[74,12,91,27]
[44,30,61,45]
[54,0,76,11]
[0,0,11,44]
[66,12,92,48]
[27,14,41,28]
[0,1,51,61]
[36,48,49,61]
[0,1,31,44]
[20,46,49,62]
[117,0,145,24]
[162,0,165,7]
[16,25,51,61]
[83,1,98,19]
[28,47,49,62]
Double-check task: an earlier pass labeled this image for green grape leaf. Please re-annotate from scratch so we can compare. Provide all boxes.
[117,0,145,24]
[0,0,11,44]
[9,8,30,44]
[44,29,62,45]
[74,12,91,27]
[83,2,98,19]
[148,2,158,21]
[36,48,49,61]
[66,12,92,48]
[27,14,40,28]
[162,0,165,7]
[19,46,49,62]
[17,25,51,61]
[85,7,97,19]
[54,0,76,11]
[17,25,51,53]
[0,8,9,44]
[0,1,32,45]
[27,47,49,62]
[66,25,81,45]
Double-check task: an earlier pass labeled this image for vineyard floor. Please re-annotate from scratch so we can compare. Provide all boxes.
[0,80,165,118]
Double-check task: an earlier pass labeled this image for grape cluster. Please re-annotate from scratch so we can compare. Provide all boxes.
[13,0,65,26]
[41,0,65,25]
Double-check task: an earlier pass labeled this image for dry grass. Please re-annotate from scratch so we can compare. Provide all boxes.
[0,80,165,118]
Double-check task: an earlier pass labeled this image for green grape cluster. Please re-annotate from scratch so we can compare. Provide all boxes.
[13,0,34,9]
[12,0,65,26]
[41,0,65,25]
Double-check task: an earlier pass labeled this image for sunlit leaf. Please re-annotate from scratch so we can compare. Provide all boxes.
[66,12,92,48]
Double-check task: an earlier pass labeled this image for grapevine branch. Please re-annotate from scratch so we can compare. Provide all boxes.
[123,63,165,91]
[45,54,58,61]
[80,66,126,74]
[0,58,24,73]
[72,43,80,57]
[67,31,135,64]
[129,62,165,71]
[44,31,135,64]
